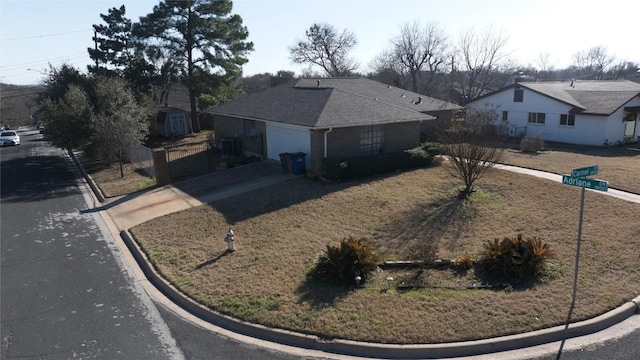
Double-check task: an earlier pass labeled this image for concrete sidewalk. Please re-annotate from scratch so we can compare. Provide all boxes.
[76,155,640,359]
[494,164,640,204]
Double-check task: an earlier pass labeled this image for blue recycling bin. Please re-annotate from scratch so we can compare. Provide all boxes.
[288,152,306,175]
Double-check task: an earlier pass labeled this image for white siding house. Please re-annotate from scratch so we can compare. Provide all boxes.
[466,80,640,146]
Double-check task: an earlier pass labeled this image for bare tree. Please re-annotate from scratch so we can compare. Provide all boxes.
[369,50,408,88]
[572,46,616,80]
[453,26,511,103]
[535,52,554,73]
[387,21,448,93]
[289,23,358,77]
[440,108,504,196]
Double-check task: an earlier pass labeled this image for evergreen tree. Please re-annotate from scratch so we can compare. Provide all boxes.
[39,84,94,151]
[88,5,133,77]
[92,76,150,177]
[133,0,253,132]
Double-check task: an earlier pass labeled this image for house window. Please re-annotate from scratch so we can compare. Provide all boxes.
[360,125,385,156]
[243,119,257,136]
[560,114,575,126]
[502,111,508,122]
[514,88,524,102]
[528,112,546,124]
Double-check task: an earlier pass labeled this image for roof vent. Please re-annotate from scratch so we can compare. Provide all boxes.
[413,97,422,105]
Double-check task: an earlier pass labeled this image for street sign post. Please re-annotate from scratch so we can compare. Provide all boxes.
[561,175,608,192]
[558,165,607,358]
[571,165,599,178]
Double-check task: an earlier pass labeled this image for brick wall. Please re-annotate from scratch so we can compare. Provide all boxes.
[385,121,421,152]
[212,115,246,144]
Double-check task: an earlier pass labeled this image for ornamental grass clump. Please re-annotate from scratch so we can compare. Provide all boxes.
[310,236,383,286]
[480,234,553,279]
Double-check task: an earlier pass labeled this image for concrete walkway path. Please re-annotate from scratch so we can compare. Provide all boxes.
[494,164,640,204]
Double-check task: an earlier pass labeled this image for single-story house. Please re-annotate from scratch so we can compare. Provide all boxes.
[206,77,461,174]
[465,80,640,146]
[156,107,193,138]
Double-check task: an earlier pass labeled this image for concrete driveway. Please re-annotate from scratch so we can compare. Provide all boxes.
[104,160,292,230]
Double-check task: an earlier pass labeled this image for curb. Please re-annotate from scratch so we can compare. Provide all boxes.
[120,228,640,359]
[68,149,105,203]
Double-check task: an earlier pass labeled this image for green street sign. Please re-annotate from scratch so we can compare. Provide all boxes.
[571,165,598,178]
[562,175,608,192]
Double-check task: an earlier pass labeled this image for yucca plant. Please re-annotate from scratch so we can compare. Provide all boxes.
[480,234,552,279]
[311,236,383,286]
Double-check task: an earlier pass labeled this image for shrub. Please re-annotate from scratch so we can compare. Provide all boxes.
[520,134,545,152]
[480,234,552,279]
[310,236,383,286]
[420,141,447,156]
[322,148,434,181]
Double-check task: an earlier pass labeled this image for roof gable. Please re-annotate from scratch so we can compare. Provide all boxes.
[473,80,640,115]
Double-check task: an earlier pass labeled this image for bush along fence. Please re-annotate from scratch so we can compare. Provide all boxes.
[322,144,437,181]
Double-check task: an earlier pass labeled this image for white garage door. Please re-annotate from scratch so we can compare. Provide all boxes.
[266,124,311,160]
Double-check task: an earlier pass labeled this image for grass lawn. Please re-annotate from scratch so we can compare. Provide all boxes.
[80,141,640,344]
[499,142,640,194]
[128,162,639,344]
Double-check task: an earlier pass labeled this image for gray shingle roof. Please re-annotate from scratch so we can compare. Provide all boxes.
[518,80,640,115]
[208,77,455,128]
[295,77,461,112]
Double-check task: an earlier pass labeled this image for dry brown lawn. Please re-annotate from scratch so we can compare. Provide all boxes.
[129,163,640,344]
[78,131,215,197]
[500,143,640,194]
[80,139,640,344]
[75,151,156,197]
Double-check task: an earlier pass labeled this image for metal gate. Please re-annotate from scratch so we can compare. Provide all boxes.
[166,143,217,181]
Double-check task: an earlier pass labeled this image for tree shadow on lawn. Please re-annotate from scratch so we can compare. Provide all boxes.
[208,174,394,224]
[381,191,479,258]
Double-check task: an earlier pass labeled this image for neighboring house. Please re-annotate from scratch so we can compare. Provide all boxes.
[466,80,640,146]
[206,77,461,174]
[156,107,193,138]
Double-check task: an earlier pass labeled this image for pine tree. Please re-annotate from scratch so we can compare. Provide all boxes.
[133,0,253,132]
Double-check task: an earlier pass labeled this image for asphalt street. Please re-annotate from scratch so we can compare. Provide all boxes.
[0,134,310,360]
[0,137,183,359]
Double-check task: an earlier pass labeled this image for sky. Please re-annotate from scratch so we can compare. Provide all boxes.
[1,0,638,86]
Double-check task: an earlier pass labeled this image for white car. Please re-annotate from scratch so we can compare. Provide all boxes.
[0,130,20,146]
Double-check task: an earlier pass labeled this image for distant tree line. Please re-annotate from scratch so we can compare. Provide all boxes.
[281,22,639,105]
[28,2,640,165]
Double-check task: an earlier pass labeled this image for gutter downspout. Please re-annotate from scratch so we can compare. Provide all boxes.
[323,128,333,158]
